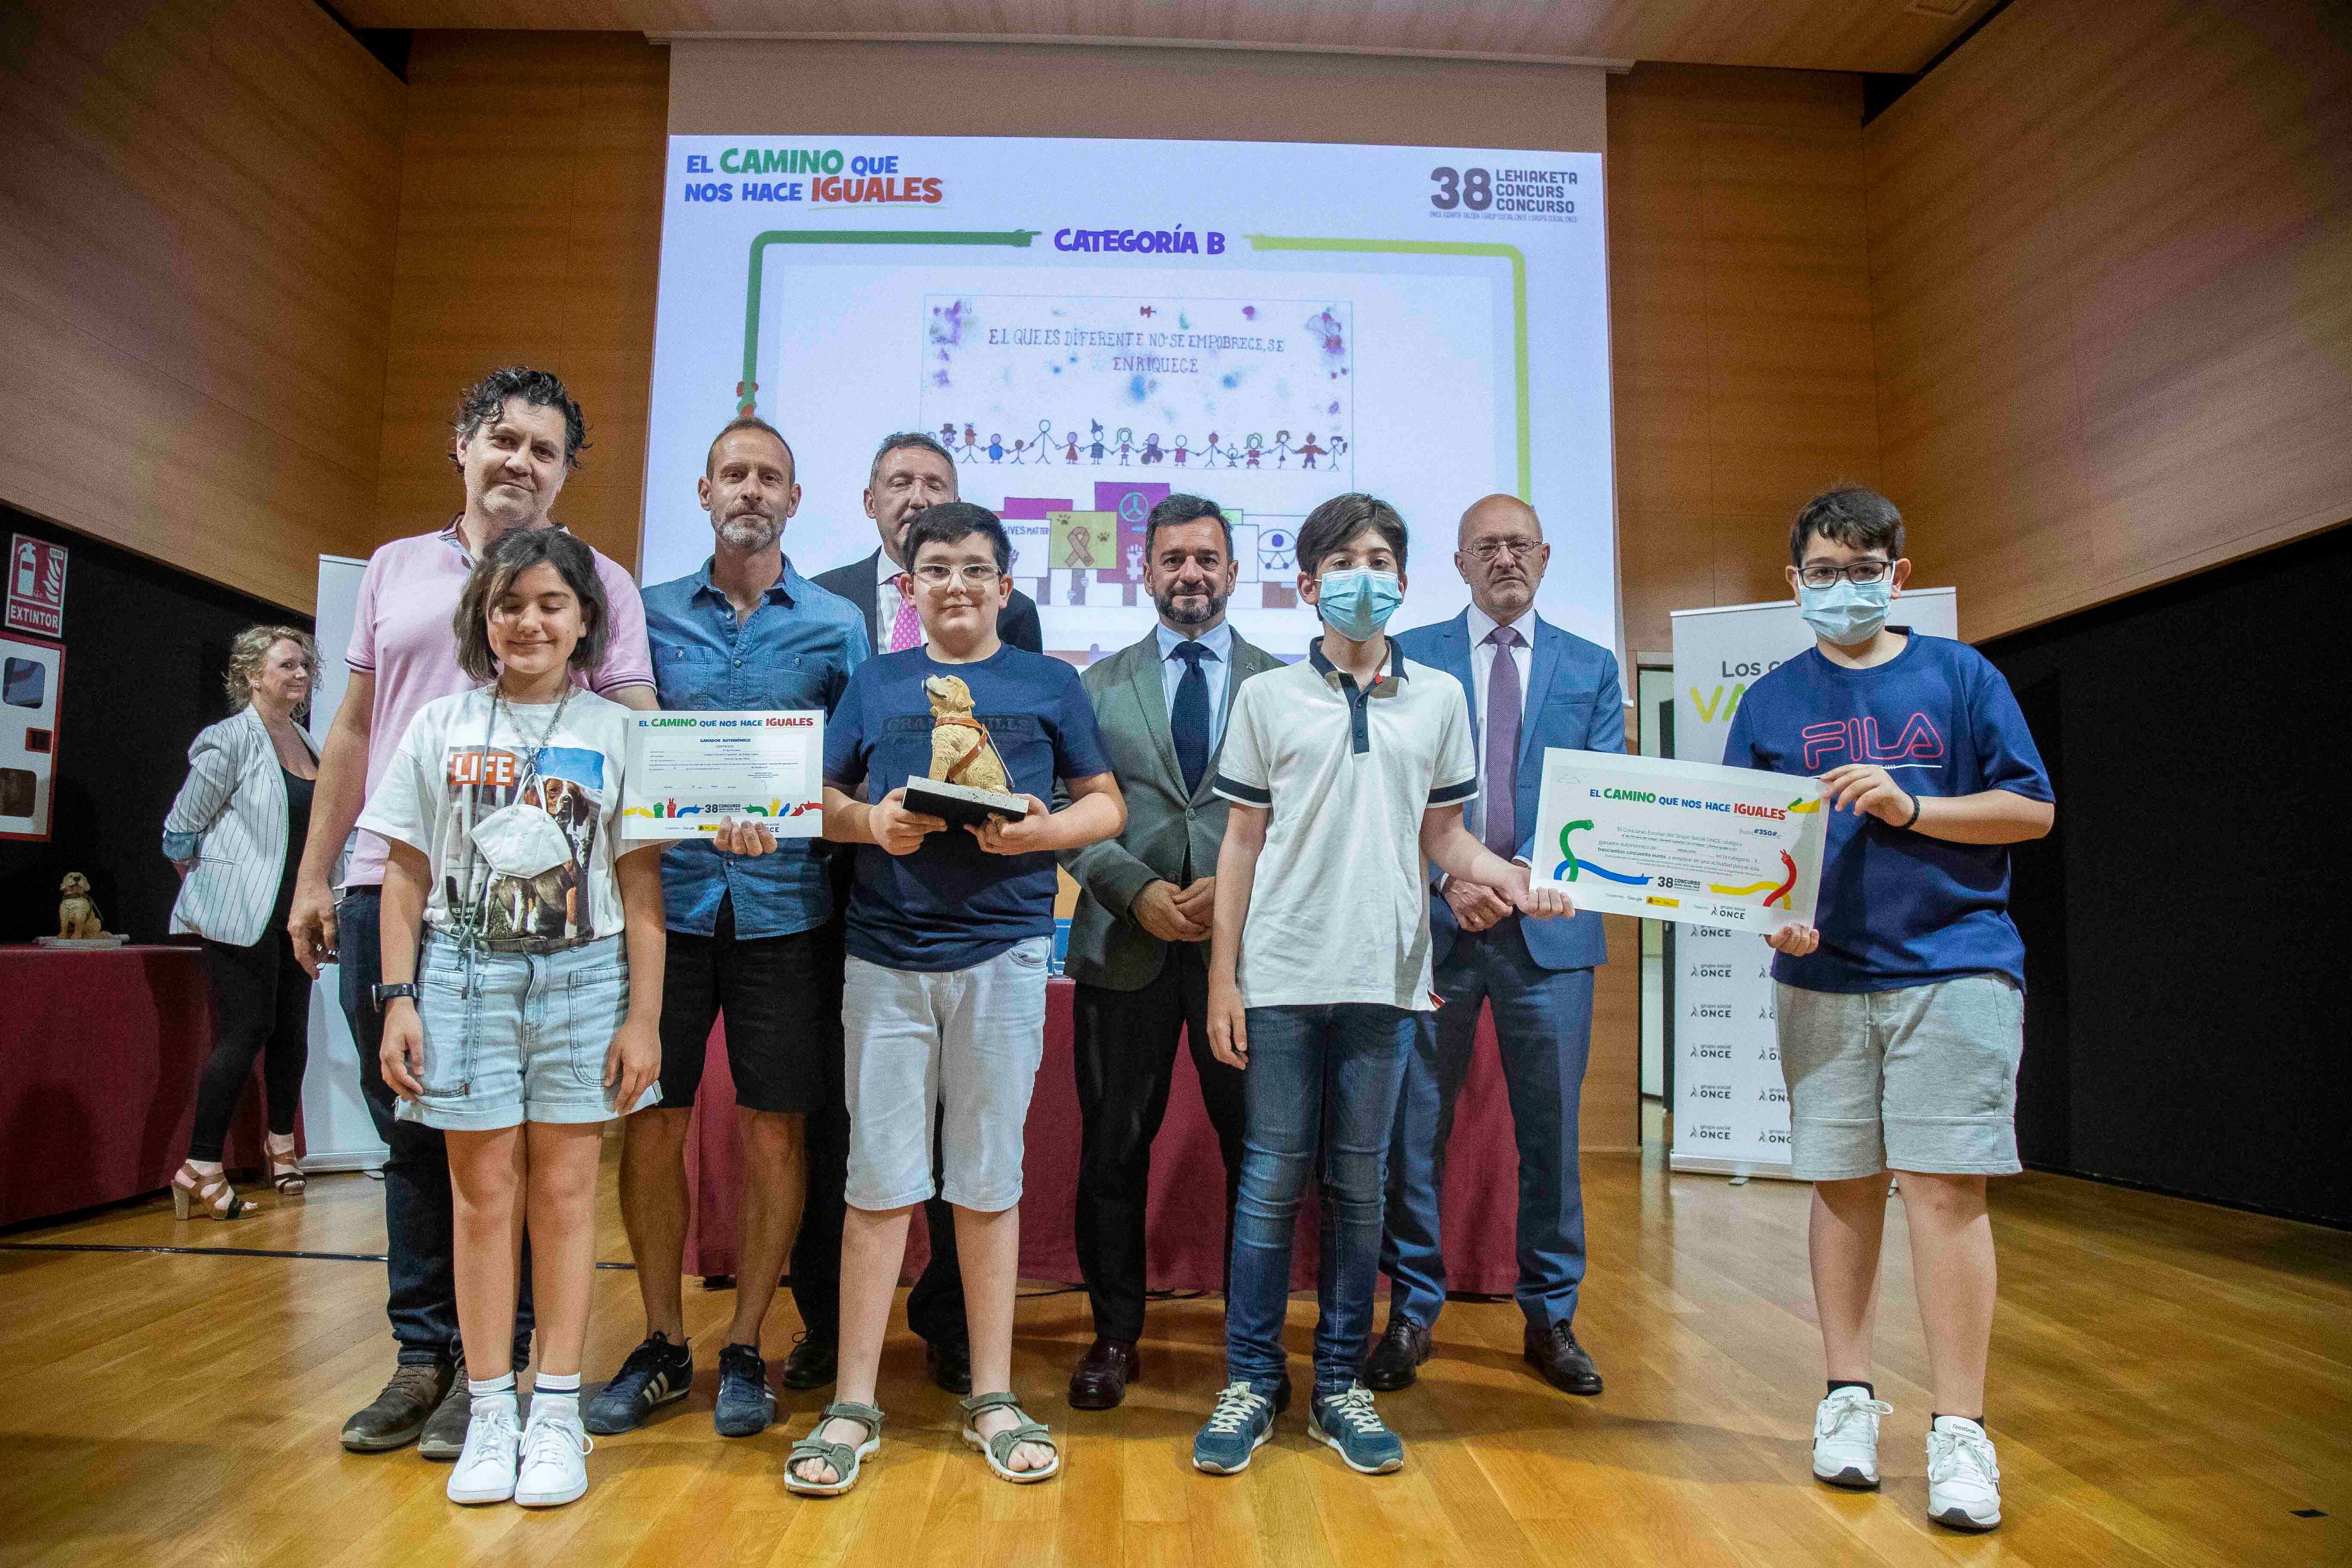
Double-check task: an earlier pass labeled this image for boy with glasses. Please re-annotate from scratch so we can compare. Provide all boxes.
[1724,486,2054,1533]
[789,503,1123,1494]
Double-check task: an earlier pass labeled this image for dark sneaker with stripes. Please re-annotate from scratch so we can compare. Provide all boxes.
[713,1343,775,1438]
[584,1333,693,1436]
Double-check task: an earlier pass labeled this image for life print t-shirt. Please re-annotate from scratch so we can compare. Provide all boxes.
[358,685,635,941]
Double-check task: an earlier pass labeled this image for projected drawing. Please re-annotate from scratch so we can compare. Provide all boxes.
[921,295,1352,509]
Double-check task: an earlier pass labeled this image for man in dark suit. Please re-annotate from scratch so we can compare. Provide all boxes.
[1372,493,1625,1397]
[789,431,1044,1396]
[810,431,1044,657]
[1057,495,1283,1409]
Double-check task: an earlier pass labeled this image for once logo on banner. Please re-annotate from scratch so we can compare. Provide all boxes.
[7,536,66,639]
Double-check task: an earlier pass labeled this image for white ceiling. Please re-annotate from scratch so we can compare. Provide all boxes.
[332,0,2001,75]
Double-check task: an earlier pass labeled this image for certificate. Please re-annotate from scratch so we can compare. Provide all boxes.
[1530,749,1827,931]
[620,711,823,839]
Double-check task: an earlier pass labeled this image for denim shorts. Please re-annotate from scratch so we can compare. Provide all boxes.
[841,936,1051,1213]
[399,932,660,1132]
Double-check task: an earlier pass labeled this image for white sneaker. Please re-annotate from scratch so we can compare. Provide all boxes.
[515,1404,593,1508]
[1811,1387,1893,1489]
[446,1398,521,1505]
[1926,1417,2001,1531]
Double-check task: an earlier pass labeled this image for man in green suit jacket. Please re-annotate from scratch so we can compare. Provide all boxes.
[1059,495,1284,1412]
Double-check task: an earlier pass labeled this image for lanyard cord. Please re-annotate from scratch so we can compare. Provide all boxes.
[453,680,574,949]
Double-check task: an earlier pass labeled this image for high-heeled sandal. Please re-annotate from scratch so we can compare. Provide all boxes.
[171,1162,251,1220]
[267,1142,305,1196]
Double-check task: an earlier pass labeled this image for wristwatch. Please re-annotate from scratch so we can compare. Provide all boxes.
[372,981,421,1010]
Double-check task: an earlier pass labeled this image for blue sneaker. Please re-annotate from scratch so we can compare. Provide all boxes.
[584,1333,693,1435]
[713,1343,775,1438]
[1311,1383,1404,1474]
[1192,1382,1276,1475]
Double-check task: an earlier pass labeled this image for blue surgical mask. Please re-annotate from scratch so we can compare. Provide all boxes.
[1797,577,1892,646]
[1314,567,1404,640]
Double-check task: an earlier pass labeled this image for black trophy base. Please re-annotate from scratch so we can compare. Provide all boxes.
[904,774,1026,829]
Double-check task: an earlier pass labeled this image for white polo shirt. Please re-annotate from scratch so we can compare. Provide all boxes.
[1214,641,1478,1011]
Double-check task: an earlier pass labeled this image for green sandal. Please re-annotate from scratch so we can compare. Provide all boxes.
[785,1401,883,1497]
[959,1391,1061,1484]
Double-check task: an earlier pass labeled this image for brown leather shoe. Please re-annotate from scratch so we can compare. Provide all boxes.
[1067,1337,1142,1410]
[1362,1317,1432,1392]
[1524,1321,1604,1395]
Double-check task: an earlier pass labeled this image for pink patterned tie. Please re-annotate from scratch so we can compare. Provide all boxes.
[889,584,922,653]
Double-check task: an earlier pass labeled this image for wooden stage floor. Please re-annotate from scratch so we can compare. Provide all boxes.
[4,1110,2348,1567]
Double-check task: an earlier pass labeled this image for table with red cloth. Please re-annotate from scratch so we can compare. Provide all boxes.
[0,944,270,1228]
[683,976,1532,1296]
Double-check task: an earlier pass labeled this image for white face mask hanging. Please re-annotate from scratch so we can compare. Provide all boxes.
[454,683,578,928]
[468,802,575,880]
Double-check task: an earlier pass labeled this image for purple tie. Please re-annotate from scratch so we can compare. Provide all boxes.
[1483,625,1522,855]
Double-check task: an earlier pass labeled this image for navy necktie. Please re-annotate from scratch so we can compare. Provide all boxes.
[1483,625,1522,855]
[1170,641,1214,795]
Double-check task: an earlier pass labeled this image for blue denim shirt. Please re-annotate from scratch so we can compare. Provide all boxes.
[642,556,869,938]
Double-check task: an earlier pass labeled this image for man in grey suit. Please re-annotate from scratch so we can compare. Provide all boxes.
[1060,494,1282,1410]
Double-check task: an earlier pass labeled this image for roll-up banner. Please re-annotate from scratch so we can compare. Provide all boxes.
[1666,589,1957,1178]
[297,554,390,1174]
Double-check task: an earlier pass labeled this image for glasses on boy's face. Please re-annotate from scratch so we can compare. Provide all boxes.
[907,563,1001,587]
[1796,558,1895,589]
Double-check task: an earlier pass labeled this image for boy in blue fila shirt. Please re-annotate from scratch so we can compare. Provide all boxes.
[1724,486,2054,1534]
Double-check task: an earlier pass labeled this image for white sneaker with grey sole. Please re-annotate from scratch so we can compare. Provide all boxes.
[515,1405,593,1508]
[1811,1387,1893,1489]
[1926,1416,2001,1531]
[445,1400,521,1505]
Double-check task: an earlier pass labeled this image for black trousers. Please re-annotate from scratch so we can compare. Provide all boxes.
[788,921,966,1348]
[339,888,534,1369]
[188,929,313,1162]
[1072,942,1249,1343]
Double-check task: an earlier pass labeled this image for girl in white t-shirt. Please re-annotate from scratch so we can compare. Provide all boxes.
[358,527,664,1510]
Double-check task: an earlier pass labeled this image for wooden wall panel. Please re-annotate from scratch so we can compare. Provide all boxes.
[0,0,405,612]
[1866,0,2352,640]
[370,32,669,570]
[1605,64,1880,657]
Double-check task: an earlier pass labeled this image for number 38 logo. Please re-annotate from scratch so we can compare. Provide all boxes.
[1430,166,1492,212]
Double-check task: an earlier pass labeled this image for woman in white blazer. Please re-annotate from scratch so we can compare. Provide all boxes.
[161,626,322,1219]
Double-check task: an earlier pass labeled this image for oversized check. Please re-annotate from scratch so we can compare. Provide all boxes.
[1531,749,1827,931]
[620,711,823,839]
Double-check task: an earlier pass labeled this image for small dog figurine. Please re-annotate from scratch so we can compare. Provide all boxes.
[924,674,1011,795]
[57,872,107,939]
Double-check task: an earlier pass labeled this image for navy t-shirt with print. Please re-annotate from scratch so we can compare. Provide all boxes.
[1722,631,2051,994]
[825,644,1112,972]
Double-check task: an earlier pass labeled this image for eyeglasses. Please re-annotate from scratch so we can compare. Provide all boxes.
[907,563,1002,587]
[1465,538,1544,563]
[1796,559,1894,589]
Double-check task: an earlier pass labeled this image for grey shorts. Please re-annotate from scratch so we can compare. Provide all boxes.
[1775,973,2024,1182]
[842,936,1052,1213]
[399,933,661,1131]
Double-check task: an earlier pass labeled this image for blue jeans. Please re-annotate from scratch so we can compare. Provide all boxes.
[1224,1003,1413,1399]
[1382,920,1593,1332]
[339,889,533,1369]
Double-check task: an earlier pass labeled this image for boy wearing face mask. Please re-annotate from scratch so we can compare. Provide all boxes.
[1192,494,1571,1477]
[1722,486,2053,1535]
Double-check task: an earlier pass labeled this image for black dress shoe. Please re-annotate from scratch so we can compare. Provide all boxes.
[779,1330,837,1390]
[1067,1337,1142,1410]
[1524,1321,1604,1395]
[926,1337,973,1395]
[1362,1317,1432,1393]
